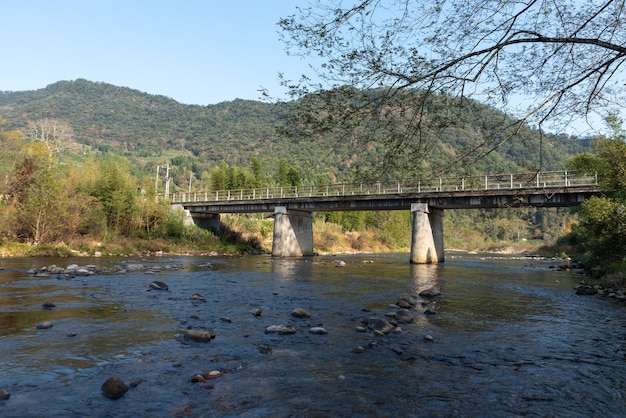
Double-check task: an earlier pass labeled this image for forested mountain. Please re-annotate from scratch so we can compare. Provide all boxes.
[0,78,593,186]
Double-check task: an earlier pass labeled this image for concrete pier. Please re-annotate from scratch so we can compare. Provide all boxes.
[410,203,444,264]
[271,206,314,257]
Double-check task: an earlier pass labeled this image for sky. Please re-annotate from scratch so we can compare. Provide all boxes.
[0,0,310,105]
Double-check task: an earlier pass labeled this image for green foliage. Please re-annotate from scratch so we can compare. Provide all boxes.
[560,115,626,274]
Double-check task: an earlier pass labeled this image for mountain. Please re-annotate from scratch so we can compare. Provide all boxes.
[0,79,593,183]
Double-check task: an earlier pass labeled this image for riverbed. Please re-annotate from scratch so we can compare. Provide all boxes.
[0,253,624,417]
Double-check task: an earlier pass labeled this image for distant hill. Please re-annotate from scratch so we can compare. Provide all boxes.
[0,79,592,182]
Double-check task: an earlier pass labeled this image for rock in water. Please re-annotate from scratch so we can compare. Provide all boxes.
[184,329,216,342]
[395,309,415,324]
[0,388,10,400]
[396,293,417,308]
[309,327,328,334]
[265,325,297,335]
[291,308,312,318]
[364,318,395,334]
[149,280,168,291]
[419,287,441,298]
[101,376,129,399]
[35,321,53,329]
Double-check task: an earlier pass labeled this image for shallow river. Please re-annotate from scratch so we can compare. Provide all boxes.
[0,253,625,417]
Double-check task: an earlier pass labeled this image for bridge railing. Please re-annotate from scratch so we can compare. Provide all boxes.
[163,170,597,203]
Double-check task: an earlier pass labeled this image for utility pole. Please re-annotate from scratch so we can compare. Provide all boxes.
[164,164,170,200]
[188,171,192,195]
[155,165,160,200]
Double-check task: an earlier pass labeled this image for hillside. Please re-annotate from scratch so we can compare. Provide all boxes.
[0,79,593,184]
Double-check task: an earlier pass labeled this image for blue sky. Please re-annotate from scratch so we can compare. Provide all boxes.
[1,1,309,105]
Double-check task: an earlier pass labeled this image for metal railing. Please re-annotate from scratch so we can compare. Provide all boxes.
[162,171,598,204]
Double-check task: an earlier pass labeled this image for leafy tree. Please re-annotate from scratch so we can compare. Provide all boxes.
[564,115,626,273]
[278,1,626,175]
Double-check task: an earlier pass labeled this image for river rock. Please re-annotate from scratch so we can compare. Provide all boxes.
[0,388,10,400]
[203,370,223,379]
[101,376,129,399]
[364,318,395,334]
[309,327,328,334]
[575,284,597,295]
[190,293,207,302]
[149,280,169,291]
[396,293,417,308]
[291,308,312,318]
[419,287,441,298]
[65,264,80,271]
[265,325,297,335]
[250,308,262,317]
[36,321,53,329]
[126,263,145,271]
[184,329,215,342]
[395,308,415,324]
[49,266,66,274]
[42,302,56,309]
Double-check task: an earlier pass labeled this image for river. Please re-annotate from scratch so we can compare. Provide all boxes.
[0,253,624,417]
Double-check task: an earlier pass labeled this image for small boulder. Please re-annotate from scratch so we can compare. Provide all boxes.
[291,308,312,318]
[309,327,328,334]
[101,376,129,399]
[190,294,207,302]
[419,287,441,298]
[149,281,169,291]
[0,388,10,401]
[265,325,297,335]
[250,308,262,317]
[395,309,415,324]
[184,329,215,342]
[35,321,53,330]
[364,318,395,334]
[396,293,417,308]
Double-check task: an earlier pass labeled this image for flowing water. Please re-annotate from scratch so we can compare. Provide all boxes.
[0,253,625,417]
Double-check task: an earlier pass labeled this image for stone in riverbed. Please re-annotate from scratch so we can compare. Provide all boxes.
[149,280,168,291]
[184,329,215,342]
[0,388,10,400]
[419,287,441,298]
[101,376,128,399]
[395,309,415,324]
[291,308,312,318]
[309,327,328,334]
[265,325,297,335]
[396,293,417,308]
[364,318,395,334]
[35,321,53,329]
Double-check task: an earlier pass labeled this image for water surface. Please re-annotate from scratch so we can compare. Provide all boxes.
[0,253,624,417]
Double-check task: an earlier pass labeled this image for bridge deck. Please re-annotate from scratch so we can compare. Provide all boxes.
[168,171,601,214]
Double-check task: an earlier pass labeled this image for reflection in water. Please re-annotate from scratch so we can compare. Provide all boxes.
[0,254,625,417]
[410,262,441,291]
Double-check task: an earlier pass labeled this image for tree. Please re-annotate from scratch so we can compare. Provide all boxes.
[564,115,626,273]
[278,1,626,176]
[27,118,77,164]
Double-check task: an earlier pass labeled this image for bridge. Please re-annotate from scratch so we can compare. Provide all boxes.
[165,171,601,264]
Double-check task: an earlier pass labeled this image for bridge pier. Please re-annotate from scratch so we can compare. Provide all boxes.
[410,203,444,264]
[271,206,314,257]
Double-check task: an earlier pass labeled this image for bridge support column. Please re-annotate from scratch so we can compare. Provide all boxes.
[410,203,444,264]
[272,206,314,257]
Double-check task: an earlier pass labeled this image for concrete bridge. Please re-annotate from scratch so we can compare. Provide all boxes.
[167,171,601,264]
